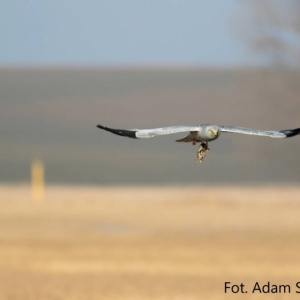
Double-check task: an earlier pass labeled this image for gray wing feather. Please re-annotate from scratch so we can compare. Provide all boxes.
[136,126,201,138]
[220,126,286,138]
[98,124,299,140]
[97,124,201,139]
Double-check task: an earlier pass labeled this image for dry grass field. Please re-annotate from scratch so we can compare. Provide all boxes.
[0,185,300,299]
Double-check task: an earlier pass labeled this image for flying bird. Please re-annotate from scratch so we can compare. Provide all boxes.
[96,124,300,163]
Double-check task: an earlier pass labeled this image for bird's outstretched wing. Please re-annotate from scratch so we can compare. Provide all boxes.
[220,126,300,138]
[96,124,201,139]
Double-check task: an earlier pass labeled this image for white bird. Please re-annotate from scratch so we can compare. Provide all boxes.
[96,124,300,163]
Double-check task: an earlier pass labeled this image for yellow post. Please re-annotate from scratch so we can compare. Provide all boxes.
[31,160,45,202]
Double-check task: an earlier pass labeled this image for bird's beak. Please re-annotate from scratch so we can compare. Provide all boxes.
[212,130,218,136]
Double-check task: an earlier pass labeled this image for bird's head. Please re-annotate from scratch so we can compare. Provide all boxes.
[205,124,220,139]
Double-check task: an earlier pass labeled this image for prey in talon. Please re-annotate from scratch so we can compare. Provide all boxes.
[196,142,209,164]
[175,128,217,164]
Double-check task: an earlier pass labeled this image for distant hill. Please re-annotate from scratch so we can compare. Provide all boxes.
[0,67,299,184]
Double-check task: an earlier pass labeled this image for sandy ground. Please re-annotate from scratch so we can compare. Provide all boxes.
[0,185,300,299]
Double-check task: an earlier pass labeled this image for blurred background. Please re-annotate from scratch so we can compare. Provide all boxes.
[0,1,300,299]
[1,0,299,185]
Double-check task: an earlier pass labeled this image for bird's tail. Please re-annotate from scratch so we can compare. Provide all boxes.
[176,135,193,142]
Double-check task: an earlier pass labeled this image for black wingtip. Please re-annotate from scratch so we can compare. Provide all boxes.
[96,124,105,130]
[280,127,300,138]
[96,124,138,139]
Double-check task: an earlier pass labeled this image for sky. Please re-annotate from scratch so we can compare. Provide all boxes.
[0,0,257,66]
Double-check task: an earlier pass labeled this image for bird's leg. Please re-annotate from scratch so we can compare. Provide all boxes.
[202,142,209,151]
[195,142,209,164]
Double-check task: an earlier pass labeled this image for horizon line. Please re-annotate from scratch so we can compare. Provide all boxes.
[0,61,268,71]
